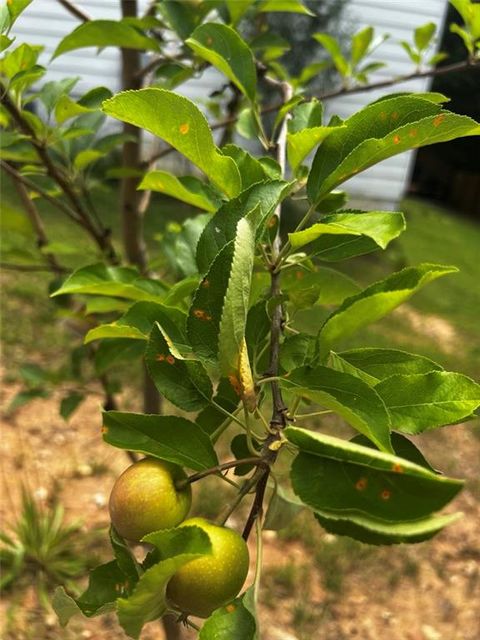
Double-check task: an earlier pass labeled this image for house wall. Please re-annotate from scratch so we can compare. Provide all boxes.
[13,0,448,206]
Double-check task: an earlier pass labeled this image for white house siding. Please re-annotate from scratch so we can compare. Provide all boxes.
[12,0,448,204]
[324,0,449,206]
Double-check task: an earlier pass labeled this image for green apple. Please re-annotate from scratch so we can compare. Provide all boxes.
[166,517,250,618]
[109,458,191,542]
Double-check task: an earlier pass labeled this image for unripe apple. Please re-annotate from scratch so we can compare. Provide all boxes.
[109,458,191,542]
[166,517,250,618]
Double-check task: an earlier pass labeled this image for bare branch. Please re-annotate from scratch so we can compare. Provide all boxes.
[57,0,91,22]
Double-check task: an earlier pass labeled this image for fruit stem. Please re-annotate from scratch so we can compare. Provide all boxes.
[176,458,267,490]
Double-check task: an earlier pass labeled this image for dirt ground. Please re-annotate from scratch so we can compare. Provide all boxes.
[1,371,479,640]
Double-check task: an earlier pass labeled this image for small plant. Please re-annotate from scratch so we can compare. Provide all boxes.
[0,488,85,606]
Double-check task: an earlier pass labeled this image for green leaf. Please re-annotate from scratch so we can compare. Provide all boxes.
[73,149,104,171]
[138,171,221,212]
[60,392,84,421]
[351,26,374,66]
[118,526,212,639]
[230,434,260,475]
[260,0,315,17]
[222,144,271,190]
[7,389,49,414]
[51,263,166,301]
[187,23,257,102]
[289,99,323,132]
[286,427,463,522]
[188,217,255,376]
[287,125,339,172]
[218,218,255,375]
[289,211,405,252]
[53,561,127,625]
[157,0,210,39]
[375,371,480,434]
[55,94,92,124]
[314,510,462,545]
[318,264,457,351]
[226,0,256,25]
[414,22,436,51]
[6,0,33,25]
[280,334,316,371]
[102,411,218,471]
[199,596,256,639]
[196,180,290,274]
[332,348,443,383]
[264,484,304,530]
[102,89,241,198]
[282,265,360,308]
[307,96,480,204]
[94,339,145,375]
[145,322,213,411]
[52,20,160,58]
[281,366,392,452]
[449,23,474,55]
[109,528,141,584]
[313,33,349,76]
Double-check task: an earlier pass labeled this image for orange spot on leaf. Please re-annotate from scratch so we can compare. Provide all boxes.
[201,279,210,288]
[391,111,399,121]
[409,129,418,138]
[226,603,236,613]
[156,354,166,362]
[379,111,387,121]
[392,463,404,473]
[268,217,277,228]
[101,426,108,434]
[355,478,368,491]
[380,489,392,501]
[179,123,190,135]
[228,374,242,397]
[166,355,175,365]
[295,270,304,280]
[433,114,445,128]
[393,135,401,145]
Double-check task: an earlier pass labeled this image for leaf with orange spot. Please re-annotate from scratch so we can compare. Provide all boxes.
[103,89,241,197]
[307,94,480,204]
[286,427,463,528]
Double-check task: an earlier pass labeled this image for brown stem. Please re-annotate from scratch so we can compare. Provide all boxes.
[57,0,91,22]
[242,82,293,541]
[120,0,149,274]
[177,458,266,490]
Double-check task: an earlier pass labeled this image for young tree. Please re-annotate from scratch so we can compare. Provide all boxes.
[1,0,480,638]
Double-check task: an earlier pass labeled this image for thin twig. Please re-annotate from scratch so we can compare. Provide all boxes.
[0,262,69,273]
[177,458,266,490]
[11,177,65,276]
[57,0,91,22]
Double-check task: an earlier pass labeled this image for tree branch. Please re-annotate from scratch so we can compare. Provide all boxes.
[242,81,293,542]
[57,0,91,22]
